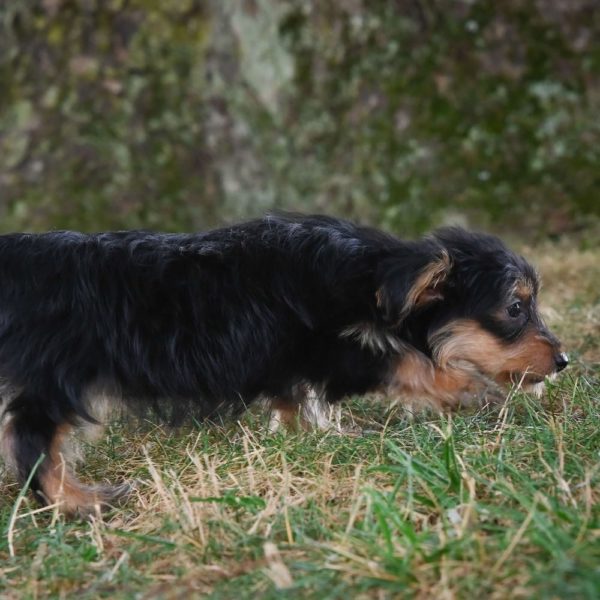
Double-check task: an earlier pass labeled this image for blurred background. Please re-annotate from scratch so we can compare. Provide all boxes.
[0,0,598,238]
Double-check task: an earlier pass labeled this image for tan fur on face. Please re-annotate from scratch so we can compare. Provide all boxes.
[430,319,557,383]
[389,351,496,410]
[513,278,535,302]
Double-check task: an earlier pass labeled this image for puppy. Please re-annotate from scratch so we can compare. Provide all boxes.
[0,214,566,514]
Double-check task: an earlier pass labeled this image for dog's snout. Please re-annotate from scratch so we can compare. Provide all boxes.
[554,352,569,372]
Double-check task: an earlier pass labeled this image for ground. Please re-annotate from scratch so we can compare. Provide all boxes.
[0,240,598,599]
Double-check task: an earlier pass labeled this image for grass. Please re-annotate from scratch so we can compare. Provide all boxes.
[0,241,598,599]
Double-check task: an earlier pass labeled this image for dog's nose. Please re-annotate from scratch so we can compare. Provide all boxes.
[554,352,569,372]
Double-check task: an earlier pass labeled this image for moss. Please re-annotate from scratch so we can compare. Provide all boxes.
[0,1,598,234]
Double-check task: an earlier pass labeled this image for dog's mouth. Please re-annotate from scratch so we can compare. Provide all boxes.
[518,374,545,385]
[507,372,558,397]
[490,371,553,399]
[495,371,546,386]
[489,372,547,398]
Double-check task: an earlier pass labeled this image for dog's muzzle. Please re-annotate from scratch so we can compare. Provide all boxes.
[554,352,569,372]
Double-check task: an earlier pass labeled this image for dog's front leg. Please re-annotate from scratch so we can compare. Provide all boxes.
[268,386,340,432]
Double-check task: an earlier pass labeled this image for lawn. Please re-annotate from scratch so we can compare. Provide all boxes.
[1,240,598,599]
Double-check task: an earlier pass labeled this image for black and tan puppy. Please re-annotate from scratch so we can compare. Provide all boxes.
[0,214,567,514]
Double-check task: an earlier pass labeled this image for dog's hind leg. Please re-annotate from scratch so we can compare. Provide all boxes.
[1,395,128,516]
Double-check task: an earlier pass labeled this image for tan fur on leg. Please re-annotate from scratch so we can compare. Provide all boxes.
[37,424,128,516]
[268,398,302,432]
[268,387,339,432]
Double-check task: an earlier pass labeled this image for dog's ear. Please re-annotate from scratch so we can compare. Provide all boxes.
[376,250,451,324]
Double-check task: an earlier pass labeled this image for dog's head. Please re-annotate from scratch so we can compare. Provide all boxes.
[377,227,567,391]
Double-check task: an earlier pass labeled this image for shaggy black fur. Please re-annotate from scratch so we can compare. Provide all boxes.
[0,213,566,510]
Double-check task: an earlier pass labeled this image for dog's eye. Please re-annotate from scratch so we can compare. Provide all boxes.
[507,302,522,318]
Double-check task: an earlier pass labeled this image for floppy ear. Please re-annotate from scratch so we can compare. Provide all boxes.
[376,250,451,324]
